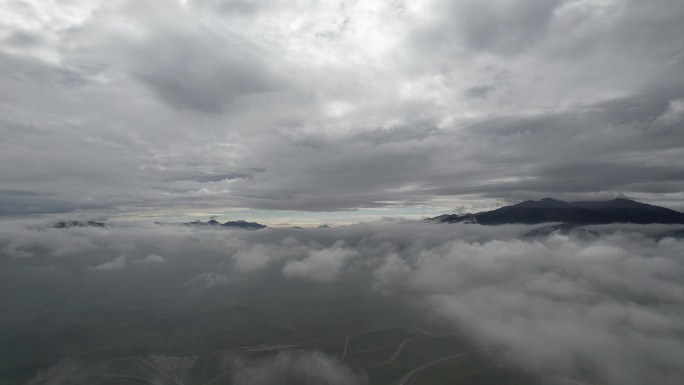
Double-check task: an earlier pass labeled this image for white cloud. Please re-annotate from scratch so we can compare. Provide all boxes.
[2,218,684,384]
[282,240,357,282]
[371,233,684,384]
[232,244,272,273]
[90,255,126,271]
[187,272,231,288]
[143,253,166,263]
[657,98,684,127]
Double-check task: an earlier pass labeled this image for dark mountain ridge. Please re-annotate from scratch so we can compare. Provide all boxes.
[183,219,267,230]
[430,198,684,225]
[53,220,106,229]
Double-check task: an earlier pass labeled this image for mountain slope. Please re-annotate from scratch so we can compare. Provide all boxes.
[430,198,684,225]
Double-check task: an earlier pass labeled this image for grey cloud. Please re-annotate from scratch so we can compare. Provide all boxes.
[449,0,566,55]
[349,126,442,145]
[187,271,232,288]
[1,0,683,216]
[0,195,106,216]
[220,88,684,210]
[0,189,46,196]
[25,359,106,385]
[167,171,257,183]
[181,174,250,183]
[282,240,357,282]
[0,53,89,87]
[232,350,367,385]
[142,253,166,263]
[127,28,282,113]
[464,85,496,99]
[369,228,684,385]
[4,30,44,48]
[89,255,127,271]
[190,0,274,15]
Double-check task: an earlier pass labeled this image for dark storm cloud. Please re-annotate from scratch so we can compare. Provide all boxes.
[190,0,273,15]
[0,194,104,216]
[0,53,89,87]
[167,170,259,183]
[464,85,496,99]
[2,221,684,384]
[439,0,566,55]
[1,0,684,216]
[127,28,282,113]
[4,30,44,48]
[218,89,684,210]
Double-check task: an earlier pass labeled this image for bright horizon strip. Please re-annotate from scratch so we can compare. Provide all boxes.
[117,207,464,227]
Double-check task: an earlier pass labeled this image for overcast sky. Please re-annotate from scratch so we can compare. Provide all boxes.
[2,0,684,224]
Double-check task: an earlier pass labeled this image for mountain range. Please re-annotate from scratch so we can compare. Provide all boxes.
[430,198,684,225]
[183,219,267,229]
[49,198,684,231]
[53,220,106,228]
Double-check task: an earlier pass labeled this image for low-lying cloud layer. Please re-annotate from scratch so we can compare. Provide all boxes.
[2,220,683,384]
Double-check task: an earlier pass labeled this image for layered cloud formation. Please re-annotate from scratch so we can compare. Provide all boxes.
[3,221,683,384]
[1,0,684,216]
